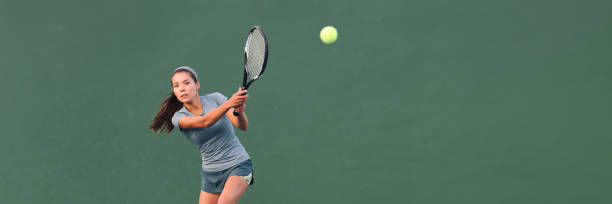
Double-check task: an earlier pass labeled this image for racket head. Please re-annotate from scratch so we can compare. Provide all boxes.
[242,26,269,89]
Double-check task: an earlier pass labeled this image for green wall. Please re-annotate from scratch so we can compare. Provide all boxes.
[1,0,611,203]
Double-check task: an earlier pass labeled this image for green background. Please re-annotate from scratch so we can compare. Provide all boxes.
[1,0,611,203]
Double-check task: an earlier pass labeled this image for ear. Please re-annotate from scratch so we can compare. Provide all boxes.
[196,81,200,90]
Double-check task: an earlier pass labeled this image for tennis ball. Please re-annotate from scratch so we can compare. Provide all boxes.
[320,26,338,44]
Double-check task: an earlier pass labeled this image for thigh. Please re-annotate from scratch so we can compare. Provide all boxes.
[199,191,220,204]
[217,175,249,204]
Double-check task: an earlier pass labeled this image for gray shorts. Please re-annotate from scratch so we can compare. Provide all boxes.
[200,159,254,193]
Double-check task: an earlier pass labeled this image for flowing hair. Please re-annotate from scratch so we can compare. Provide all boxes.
[149,69,198,133]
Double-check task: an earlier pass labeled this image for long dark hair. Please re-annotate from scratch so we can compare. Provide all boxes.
[149,69,198,133]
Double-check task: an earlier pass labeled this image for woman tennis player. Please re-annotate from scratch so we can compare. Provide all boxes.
[150,66,253,204]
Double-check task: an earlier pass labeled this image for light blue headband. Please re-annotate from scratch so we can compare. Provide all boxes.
[174,66,199,81]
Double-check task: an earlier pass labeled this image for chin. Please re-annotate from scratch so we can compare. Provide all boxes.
[181,96,196,103]
[175,96,187,103]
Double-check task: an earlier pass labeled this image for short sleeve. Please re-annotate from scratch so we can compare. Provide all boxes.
[211,92,227,106]
[171,111,188,130]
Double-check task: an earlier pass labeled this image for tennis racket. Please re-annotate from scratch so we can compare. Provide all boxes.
[233,26,269,116]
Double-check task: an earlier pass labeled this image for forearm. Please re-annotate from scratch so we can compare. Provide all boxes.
[197,104,231,128]
[236,112,248,131]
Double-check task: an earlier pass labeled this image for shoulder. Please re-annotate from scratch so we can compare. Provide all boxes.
[204,92,225,98]
[171,106,188,128]
[203,92,226,106]
[203,92,227,100]
[172,106,188,117]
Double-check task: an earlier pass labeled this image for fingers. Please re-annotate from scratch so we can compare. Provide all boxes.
[227,93,248,108]
[235,89,248,96]
[231,90,247,98]
[234,99,246,105]
[234,93,248,99]
[231,90,248,100]
[231,95,248,104]
[225,88,249,108]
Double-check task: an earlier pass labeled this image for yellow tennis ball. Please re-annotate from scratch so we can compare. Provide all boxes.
[320,26,338,44]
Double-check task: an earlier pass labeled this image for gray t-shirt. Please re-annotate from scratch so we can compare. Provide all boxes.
[171,92,250,172]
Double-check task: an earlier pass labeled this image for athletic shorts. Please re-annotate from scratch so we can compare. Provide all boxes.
[200,159,254,193]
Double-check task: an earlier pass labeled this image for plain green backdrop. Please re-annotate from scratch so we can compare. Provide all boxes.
[1,0,611,203]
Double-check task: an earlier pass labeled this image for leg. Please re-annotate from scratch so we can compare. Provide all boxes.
[217,175,249,204]
[199,191,220,204]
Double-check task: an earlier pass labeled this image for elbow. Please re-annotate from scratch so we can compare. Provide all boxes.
[239,126,248,131]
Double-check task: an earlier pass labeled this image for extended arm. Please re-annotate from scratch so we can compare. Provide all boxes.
[177,103,231,129]
[178,90,248,129]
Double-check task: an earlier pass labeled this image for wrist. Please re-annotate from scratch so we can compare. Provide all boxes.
[220,102,231,111]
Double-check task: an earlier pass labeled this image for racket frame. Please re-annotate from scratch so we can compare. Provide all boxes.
[241,26,269,90]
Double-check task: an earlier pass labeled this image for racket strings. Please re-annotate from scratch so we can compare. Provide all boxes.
[245,30,266,80]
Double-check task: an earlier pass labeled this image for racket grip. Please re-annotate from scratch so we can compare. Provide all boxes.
[232,86,246,116]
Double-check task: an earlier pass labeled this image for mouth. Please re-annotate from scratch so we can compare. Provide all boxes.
[180,94,188,98]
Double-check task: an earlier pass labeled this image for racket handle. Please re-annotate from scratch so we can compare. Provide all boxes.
[232,87,246,116]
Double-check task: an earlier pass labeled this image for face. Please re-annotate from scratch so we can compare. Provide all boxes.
[171,72,200,103]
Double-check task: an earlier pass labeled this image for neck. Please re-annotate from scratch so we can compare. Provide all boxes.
[184,95,203,115]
